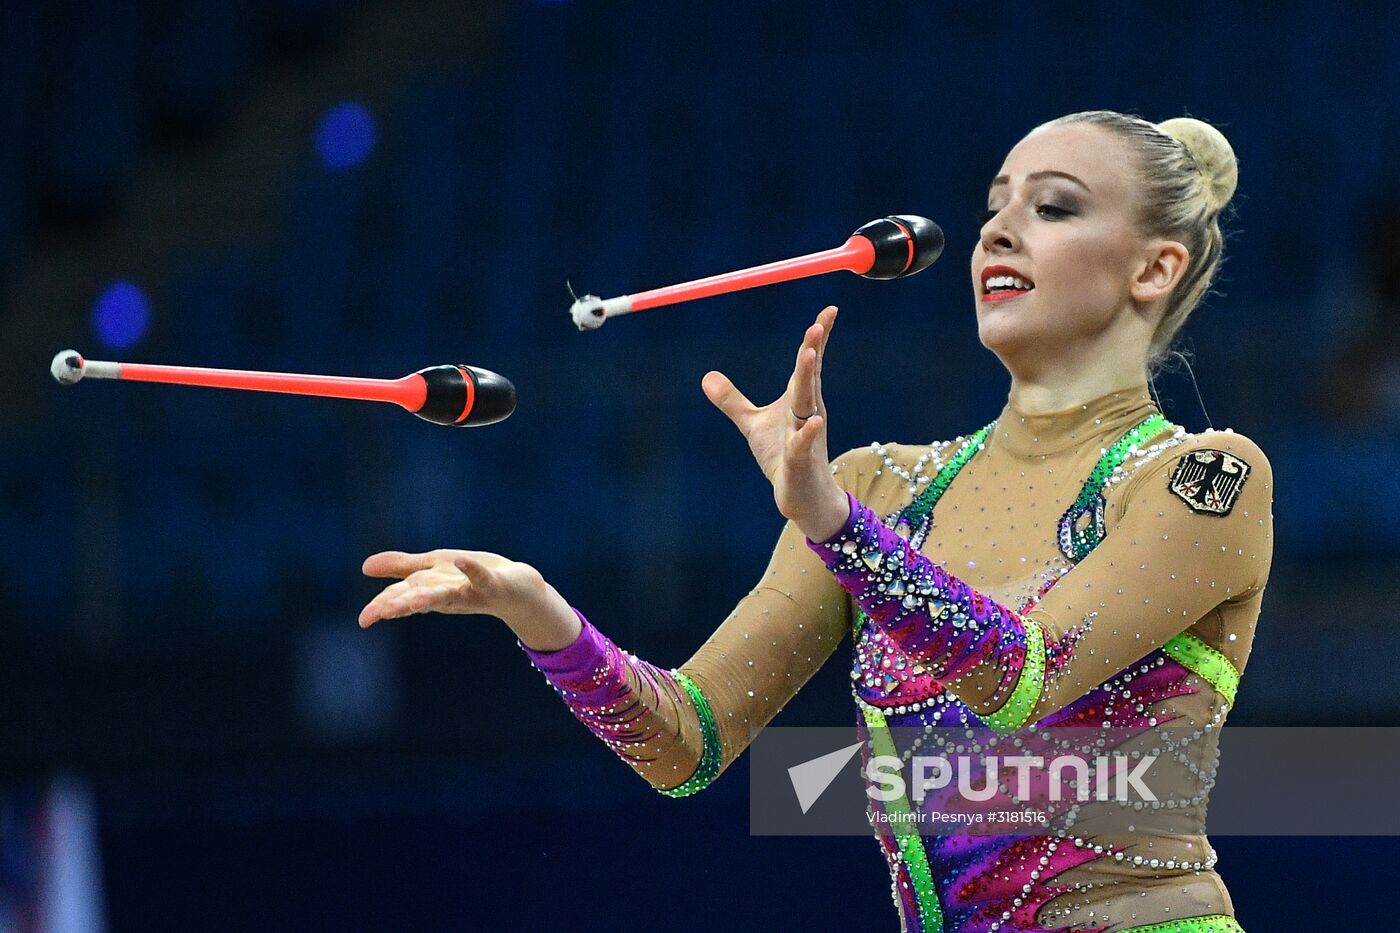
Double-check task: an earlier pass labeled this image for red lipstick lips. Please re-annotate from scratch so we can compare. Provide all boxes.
[980,264,1034,303]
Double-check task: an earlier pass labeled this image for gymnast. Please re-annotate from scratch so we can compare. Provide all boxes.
[359,110,1269,933]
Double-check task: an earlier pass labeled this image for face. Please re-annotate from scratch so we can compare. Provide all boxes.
[971,122,1157,364]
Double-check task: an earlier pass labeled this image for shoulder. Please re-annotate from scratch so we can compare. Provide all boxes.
[828,443,883,502]
[1161,427,1271,488]
[1171,427,1269,461]
[1117,426,1272,518]
[830,438,961,508]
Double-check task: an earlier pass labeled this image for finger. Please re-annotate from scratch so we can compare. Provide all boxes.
[361,582,453,627]
[403,584,455,614]
[358,579,415,627]
[815,307,836,417]
[816,306,838,353]
[363,550,437,579]
[780,414,829,488]
[798,321,824,358]
[789,345,819,422]
[360,597,398,628]
[702,371,757,428]
[786,316,824,390]
[789,413,827,460]
[361,595,409,627]
[452,555,493,591]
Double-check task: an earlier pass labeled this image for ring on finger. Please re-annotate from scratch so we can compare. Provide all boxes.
[790,407,816,424]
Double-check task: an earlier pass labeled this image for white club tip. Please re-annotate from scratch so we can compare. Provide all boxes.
[569,294,608,331]
[51,349,84,385]
[568,293,632,332]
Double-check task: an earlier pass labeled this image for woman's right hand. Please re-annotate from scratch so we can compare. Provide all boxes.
[701,305,850,542]
[359,549,582,651]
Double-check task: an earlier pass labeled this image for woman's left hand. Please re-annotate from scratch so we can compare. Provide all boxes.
[701,305,851,542]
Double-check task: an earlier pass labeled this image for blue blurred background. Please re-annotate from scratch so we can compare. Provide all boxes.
[2,1,1397,929]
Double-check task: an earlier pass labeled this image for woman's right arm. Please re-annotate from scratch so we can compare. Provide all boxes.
[357,446,877,796]
[519,498,858,796]
[359,305,881,794]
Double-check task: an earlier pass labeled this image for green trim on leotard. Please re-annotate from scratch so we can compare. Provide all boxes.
[983,617,1047,735]
[859,699,944,932]
[657,670,722,798]
[1120,913,1245,933]
[1162,631,1240,707]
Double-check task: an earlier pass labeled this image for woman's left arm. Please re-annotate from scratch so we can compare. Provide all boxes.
[806,431,1274,730]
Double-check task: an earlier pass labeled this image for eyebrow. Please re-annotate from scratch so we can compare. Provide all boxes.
[988,170,1092,192]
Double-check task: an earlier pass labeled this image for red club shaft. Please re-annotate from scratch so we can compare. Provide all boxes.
[568,216,943,331]
[52,350,515,427]
[117,362,428,411]
[627,236,876,312]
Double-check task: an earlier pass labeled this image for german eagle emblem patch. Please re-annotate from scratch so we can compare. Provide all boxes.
[1168,449,1251,516]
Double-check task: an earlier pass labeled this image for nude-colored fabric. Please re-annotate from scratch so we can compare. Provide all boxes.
[549,383,1272,931]
[816,386,1271,931]
[584,455,866,791]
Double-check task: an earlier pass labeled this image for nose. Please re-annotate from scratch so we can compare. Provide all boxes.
[979,209,1019,255]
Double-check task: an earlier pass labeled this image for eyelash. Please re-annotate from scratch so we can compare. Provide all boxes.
[981,204,1074,224]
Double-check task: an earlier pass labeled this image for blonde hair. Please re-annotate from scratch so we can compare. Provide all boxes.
[1041,111,1239,370]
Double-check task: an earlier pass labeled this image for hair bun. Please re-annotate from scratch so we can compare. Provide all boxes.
[1156,117,1238,213]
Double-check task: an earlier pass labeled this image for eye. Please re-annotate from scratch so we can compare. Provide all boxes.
[980,208,999,225]
[1036,204,1073,220]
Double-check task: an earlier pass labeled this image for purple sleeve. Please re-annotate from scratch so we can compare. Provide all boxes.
[521,608,692,766]
[806,492,1033,698]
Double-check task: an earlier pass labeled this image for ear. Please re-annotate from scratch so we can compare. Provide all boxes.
[1129,239,1190,306]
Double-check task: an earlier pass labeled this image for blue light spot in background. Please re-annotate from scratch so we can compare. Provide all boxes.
[92,280,151,349]
[315,101,377,169]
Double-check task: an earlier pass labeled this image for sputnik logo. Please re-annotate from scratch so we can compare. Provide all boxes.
[787,741,864,814]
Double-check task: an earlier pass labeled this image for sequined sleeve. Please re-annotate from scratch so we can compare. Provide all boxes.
[807,431,1273,731]
[520,448,876,795]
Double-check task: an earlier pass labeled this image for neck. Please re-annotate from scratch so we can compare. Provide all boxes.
[1008,369,1148,415]
[993,299,1159,414]
[1003,343,1149,415]
[992,372,1160,460]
